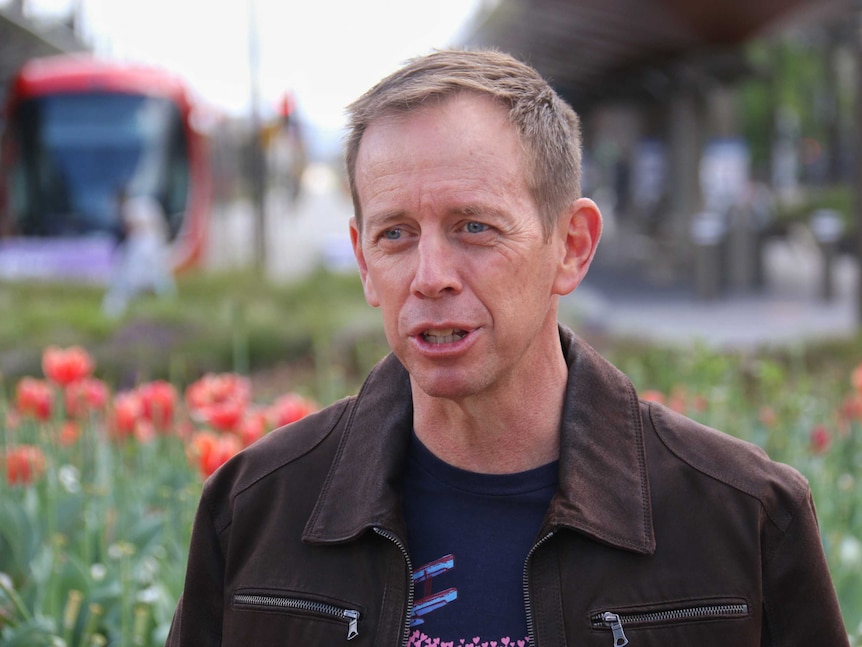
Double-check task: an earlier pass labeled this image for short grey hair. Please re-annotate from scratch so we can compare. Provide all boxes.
[345,48,582,239]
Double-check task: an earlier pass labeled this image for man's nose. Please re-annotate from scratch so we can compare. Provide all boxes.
[410,234,462,298]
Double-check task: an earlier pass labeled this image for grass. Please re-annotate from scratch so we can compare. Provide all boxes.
[0,268,388,402]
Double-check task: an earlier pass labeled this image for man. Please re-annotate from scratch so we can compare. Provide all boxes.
[166,49,848,646]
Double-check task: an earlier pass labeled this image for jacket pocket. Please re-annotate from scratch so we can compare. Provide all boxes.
[590,598,750,646]
[233,590,361,640]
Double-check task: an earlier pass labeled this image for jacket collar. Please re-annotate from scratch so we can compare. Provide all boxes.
[304,324,655,555]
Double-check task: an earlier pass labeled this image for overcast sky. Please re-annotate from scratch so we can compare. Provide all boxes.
[16,0,485,133]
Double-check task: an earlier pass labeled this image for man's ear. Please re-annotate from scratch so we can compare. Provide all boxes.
[350,217,380,307]
[552,198,603,296]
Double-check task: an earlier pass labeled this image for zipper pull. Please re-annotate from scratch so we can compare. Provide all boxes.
[602,612,629,646]
[344,609,360,640]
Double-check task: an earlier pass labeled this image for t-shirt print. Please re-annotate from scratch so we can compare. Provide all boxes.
[406,553,530,647]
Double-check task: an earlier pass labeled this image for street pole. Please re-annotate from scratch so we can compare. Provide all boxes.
[248,0,267,273]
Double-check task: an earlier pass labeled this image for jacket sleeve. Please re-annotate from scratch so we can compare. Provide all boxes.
[165,489,226,647]
[762,489,849,646]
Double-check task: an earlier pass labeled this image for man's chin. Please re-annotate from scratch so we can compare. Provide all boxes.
[409,371,487,403]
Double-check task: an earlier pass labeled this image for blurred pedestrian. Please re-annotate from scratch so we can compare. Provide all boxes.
[102,193,176,318]
[166,49,848,646]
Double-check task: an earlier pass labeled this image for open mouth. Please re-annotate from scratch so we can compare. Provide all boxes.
[420,328,468,345]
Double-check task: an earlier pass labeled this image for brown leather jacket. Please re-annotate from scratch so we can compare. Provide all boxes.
[166,326,848,646]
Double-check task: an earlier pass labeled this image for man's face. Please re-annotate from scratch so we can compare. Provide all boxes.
[351,93,571,402]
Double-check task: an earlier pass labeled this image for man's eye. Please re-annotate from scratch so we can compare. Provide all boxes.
[382,228,402,240]
[464,222,488,234]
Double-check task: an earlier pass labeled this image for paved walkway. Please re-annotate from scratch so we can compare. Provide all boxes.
[207,164,861,350]
[562,234,859,349]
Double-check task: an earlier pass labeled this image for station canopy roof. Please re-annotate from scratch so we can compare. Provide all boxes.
[0,7,84,103]
[463,0,855,114]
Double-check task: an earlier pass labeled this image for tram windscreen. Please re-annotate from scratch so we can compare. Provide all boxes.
[9,92,190,240]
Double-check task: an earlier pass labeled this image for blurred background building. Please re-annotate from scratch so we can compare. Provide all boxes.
[467,0,857,299]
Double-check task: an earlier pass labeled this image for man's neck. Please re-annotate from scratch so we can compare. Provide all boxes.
[411,355,568,474]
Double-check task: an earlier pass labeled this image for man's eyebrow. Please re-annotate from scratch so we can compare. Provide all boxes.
[364,204,505,225]
[364,211,407,228]
[456,204,506,219]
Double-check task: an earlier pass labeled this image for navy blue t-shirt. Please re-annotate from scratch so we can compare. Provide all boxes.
[403,432,559,646]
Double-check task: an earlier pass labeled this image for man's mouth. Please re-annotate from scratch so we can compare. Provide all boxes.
[420,328,468,345]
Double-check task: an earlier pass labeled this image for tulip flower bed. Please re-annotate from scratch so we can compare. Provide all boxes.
[1,346,317,646]
[2,342,862,644]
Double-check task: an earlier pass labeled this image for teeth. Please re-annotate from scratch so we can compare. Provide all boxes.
[422,328,466,345]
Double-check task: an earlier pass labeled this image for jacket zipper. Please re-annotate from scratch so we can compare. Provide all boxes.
[522,530,556,646]
[233,593,360,640]
[595,612,629,646]
[591,602,750,646]
[374,527,415,647]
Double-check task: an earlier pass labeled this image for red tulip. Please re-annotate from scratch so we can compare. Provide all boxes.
[16,377,53,421]
[852,363,862,394]
[203,400,247,432]
[640,390,666,406]
[4,445,47,485]
[238,409,268,447]
[187,430,216,470]
[65,378,110,418]
[841,393,862,422]
[188,431,242,477]
[109,391,143,441]
[42,345,94,386]
[268,393,317,427]
[133,419,157,444]
[690,394,709,413]
[59,421,81,446]
[185,373,251,414]
[669,395,687,414]
[137,381,178,431]
[810,425,832,455]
